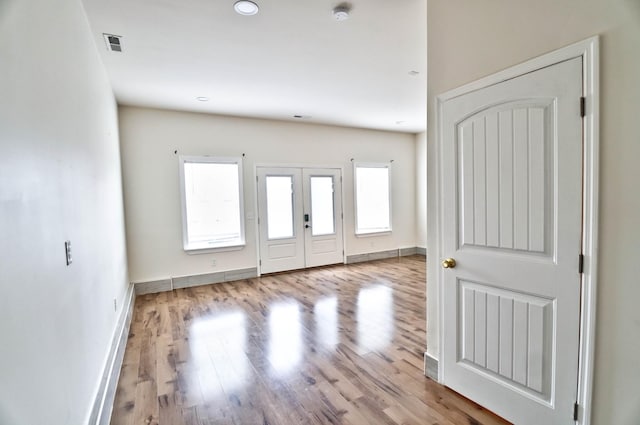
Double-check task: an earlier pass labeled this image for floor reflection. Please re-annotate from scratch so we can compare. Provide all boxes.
[189,310,248,398]
[113,257,509,425]
[268,301,302,375]
[357,285,394,351]
[314,296,338,349]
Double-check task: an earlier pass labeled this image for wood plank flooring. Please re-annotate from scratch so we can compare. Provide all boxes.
[110,256,510,425]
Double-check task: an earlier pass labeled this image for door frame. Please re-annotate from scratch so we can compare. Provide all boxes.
[434,37,599,425]
[254,163,347,275]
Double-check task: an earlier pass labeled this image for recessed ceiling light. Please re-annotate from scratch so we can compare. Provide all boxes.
[234,0,259,16]
[293,115,312,119]
[395,120,405,125]
[196,97,209,102]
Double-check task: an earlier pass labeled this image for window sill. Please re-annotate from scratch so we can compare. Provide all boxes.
[184,242,245,255]
[355,230,392,238]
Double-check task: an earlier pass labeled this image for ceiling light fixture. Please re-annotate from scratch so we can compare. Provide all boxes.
[196,97,209,102]
[234,0,259,16]
[332,3,351,21]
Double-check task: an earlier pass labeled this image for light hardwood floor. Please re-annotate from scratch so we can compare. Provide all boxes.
[111,256,510,425]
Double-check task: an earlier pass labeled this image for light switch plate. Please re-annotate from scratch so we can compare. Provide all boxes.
[65,240,72,265]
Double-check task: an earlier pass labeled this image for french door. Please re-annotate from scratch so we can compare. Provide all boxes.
[257,167,344,274]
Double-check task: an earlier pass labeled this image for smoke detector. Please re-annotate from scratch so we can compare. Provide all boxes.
[332,3,351,21]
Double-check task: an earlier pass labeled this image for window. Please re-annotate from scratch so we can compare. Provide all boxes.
[354,162,391,235]
[179,156,245,252]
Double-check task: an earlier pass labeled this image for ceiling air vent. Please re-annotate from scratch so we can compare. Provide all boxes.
[103,33,122,52]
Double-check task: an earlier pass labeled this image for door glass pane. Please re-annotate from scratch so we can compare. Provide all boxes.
[266,176,294,239]
[310,176,335,236]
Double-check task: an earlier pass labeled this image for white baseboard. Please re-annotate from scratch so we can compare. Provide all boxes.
[88,284,135,425]
[134,267,258,295]
[346,247,425,264]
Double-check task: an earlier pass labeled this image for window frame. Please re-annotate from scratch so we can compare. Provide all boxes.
[353,161,393,236]
[178,155,246,253]
[309,174,337,237]
[264,174,296,241]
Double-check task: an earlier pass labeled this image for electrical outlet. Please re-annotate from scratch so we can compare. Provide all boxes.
[113,298,117,312]
[211,258,217,267]
[64,240,72,265]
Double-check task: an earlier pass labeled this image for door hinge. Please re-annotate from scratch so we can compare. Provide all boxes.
[573,402,579,421]
[259,259,262,266]
[580,96,586,117]
[578,254,584,274]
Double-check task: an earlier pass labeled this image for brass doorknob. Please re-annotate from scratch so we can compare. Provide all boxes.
[442,258,456,269]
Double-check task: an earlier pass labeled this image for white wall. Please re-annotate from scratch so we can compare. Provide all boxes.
[0,0,129,424]
[426,1,640,424]
[415,132,427,249]
[119,106,417,283]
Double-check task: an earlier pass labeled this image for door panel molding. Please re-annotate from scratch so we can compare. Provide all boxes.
[434,37,599,425]
[456,99,555,255]
[458,279,554,403]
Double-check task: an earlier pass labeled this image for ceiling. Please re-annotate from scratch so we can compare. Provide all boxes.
[82,0,427,133]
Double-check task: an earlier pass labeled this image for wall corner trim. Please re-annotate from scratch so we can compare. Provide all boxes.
[424,352,439,381]
[88,284,136,425]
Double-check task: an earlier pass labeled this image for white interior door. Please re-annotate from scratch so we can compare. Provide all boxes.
[440,57,583,424]
[303,168,344,267]
[257,167,344,274]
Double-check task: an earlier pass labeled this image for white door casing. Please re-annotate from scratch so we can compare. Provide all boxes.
[440,57,583,424]
[257,167,344,274]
